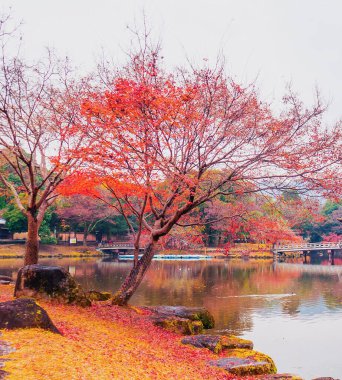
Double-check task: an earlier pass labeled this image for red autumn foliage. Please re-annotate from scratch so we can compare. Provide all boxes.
[61,41,341,304]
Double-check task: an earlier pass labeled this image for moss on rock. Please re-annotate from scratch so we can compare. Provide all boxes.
[151,315,204,335]
[182,334,253,354]
[86,290,111,301]
[14,265,91,307]
[221,335,253,350]
[144,306,215,329]
[0,298,60,333]
[210,348,277,376]
[182,335,222,353]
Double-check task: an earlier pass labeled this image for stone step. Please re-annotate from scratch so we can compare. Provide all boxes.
[182,334,253,353]
[209,348,277,376]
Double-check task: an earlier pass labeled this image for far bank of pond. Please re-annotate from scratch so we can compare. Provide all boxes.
[0,242,274,259]
[0,254,341,378]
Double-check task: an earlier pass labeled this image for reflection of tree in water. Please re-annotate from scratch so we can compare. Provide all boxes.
[323,291,342,310]
[133,261,208,306]
[320,273,342,310]
[78,260,134,292]
[281,296,301,316]
[1,257,342,334]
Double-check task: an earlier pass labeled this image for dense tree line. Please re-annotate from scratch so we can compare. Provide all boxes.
[1,189,340,246]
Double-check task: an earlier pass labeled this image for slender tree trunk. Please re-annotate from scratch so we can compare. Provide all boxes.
[112,238,157,305]
[83,224,88,246]
[133,247,139,267]
[24,213,40,265]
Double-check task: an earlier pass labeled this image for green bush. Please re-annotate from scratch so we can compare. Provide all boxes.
[40,235,57,245]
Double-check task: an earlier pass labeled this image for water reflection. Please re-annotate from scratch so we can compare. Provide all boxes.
[0,256,341,378]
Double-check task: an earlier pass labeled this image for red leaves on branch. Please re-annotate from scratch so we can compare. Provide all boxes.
[59,43,341,302]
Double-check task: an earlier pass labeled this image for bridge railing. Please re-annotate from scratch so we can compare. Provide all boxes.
[274,241,342,251]
[98,242,135,248]
[98,242,147,250]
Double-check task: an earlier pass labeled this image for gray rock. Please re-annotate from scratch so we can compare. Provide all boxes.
[0,276,13,283]
[144,306,215,328]
[210,357,272,376]
[0,298,60,333]
[151,315,203,335]
[14,265,91,307]
[259,374,303,379]
[182,334,253,353]
[0,370,8,380]
[209,349,277,376]
[0,333,13,379]
[85,290,111,301]
[182,334,221,352]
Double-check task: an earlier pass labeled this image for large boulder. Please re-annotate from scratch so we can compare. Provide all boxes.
[209,348,277,376]
[14,265,91,307]
[145,306,215,329]
[0,298,60,333]
[182,334,253,354]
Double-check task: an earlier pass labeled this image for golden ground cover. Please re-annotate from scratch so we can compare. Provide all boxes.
[0,244,101,258]
[0,285,242,380]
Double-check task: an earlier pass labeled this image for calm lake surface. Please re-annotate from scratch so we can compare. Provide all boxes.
[1,255,342,379]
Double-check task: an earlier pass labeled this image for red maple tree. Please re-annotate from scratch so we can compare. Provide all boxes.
[67,42,341,304]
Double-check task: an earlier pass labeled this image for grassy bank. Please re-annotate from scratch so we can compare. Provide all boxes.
[0,244,101,259]
[225,243,274,259]
[0,243,276,260]
[0,284,242,380]
[159,244,274,259]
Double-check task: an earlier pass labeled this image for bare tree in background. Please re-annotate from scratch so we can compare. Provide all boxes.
[57,195,117,246]
[0,15,91,264]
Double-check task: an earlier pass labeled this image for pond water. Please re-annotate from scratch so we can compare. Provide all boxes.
[1,255,342,379]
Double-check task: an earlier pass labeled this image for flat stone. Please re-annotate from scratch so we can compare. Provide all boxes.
[0,298,60,333]
[182,334,221,353]
[221,335,253,350]
[182,334,253,354]
[0,370,8,380]
[151,315,204,335]
[0,342,13,356]
[145,306,215,328]
[209,348,277,376]
[0,333,12,379]
[0,276,13,283]
[14,265,91,307]
[258,374,303,380]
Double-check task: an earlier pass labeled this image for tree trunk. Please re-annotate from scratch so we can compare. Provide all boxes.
[24,213,40,265]
[83,224,88,246]
[112,238,157,305]
[133,247,139,267]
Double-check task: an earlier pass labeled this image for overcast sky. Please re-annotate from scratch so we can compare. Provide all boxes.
[2,0,342,123]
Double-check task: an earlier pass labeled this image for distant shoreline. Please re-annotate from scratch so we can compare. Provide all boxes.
[0,243,277,260]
